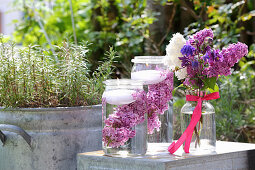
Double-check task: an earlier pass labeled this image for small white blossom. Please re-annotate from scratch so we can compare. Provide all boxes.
[175,68,187,80]
[163,33,186,68]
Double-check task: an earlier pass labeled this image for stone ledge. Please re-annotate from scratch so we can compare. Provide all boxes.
[77,141,255,170]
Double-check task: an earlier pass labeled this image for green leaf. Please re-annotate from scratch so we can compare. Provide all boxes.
[240,61,255,72]
[240,10,255,21]
[209,84,219,93]
[172,84,184,96]
[218,16,225,23]
[202,77,217,90]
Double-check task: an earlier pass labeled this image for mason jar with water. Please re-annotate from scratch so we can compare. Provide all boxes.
[131,56,174,152]
[102,79,147,156]
[181,91,216,155]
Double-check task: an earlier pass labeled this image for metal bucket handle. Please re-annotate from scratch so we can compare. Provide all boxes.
[0,124,32,148]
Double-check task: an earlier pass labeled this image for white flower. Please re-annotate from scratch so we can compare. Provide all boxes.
[163,33,186,68]
[175,68,187,80]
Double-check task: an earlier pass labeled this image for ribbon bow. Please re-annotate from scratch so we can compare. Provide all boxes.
[168,92,220,154]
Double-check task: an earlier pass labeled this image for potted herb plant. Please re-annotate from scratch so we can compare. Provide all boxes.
[0,35,116,170]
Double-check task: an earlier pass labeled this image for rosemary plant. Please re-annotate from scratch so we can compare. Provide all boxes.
[0,35,115,107]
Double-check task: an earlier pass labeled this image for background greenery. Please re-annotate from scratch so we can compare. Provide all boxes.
[5,0,255,143]
[13,0,155,76]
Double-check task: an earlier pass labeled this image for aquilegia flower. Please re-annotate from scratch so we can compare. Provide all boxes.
[181,44,196,56]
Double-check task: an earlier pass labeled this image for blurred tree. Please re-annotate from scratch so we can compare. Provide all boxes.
[145,0,175,55]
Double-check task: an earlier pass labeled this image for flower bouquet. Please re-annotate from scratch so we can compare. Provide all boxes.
[164,28,248,154]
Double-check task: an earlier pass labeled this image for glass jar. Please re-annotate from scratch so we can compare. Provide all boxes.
[181,92,216,155]
[131,56,174,148]
[102,79,147,156]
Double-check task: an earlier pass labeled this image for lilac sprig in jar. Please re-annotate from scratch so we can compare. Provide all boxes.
[131,56,174,152]
[102,79,147,156]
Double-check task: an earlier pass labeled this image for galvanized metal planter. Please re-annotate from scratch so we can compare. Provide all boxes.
[0,105,102,170]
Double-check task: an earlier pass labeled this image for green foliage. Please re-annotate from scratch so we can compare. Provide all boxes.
[212,76,245,141]
[0,34,116,107]
[89,47,118,103]
[184,0,247,48]
[13,0,156,76]
[211,67,255,142]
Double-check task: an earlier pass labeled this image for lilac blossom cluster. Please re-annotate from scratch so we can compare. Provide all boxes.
[102,71,174,147]
[179,28,248,89]
[102,90,147,148]
[147,71,174,134]
[188,28,214,47]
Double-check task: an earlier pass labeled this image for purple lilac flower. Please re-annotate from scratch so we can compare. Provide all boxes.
[221,42,248,68]
[189,28,214,47]
[186,65,198,78]
[204,45,211,53]
[204,37,213,45]
[104,114,122,127]
[208,61,231,77]
[147,71,174,134]
[102,127,135,148]
[183,78,191,87]
[102,90,147,148]
[147,71,174,114]
[147,109,161,134]
[208,49,223,63]
[206,42,248,78]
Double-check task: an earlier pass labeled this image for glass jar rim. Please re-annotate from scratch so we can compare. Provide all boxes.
[131,56,164,64]
[103,79,144,86]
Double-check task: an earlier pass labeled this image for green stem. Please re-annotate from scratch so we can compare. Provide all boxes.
[194,88,202,148]
[194,120,202,148]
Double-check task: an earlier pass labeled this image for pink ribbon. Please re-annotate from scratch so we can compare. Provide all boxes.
[168,92,220,154]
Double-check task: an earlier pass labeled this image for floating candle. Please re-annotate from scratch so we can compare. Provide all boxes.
[131,70,167,85]
[102,89,136,105]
